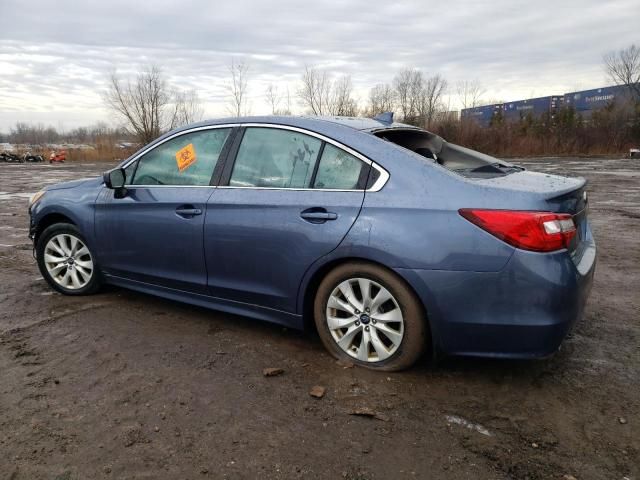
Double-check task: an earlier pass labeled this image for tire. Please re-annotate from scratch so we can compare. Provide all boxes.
[36,223,101,295]
[313,262,428,371]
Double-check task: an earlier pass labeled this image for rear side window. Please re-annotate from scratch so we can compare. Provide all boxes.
[229,128,321,188]
[313,144,367,190]
[130,128,231,186]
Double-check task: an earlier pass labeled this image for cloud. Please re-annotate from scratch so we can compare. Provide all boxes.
[0,0,637,130]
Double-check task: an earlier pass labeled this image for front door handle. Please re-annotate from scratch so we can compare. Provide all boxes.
[176,206,203,218]
[300,208,338,223]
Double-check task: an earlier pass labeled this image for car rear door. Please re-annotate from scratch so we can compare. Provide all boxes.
[204,125,371,313]
[94,126,234,294]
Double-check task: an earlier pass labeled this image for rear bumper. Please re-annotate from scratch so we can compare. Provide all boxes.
[396,227,596,359]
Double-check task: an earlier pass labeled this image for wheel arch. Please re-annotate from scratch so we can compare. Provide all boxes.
[300,256,437,356]
[34,212,76,245]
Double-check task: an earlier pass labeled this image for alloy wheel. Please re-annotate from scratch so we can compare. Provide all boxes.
[326,277,405,362]
[43,234,94,290]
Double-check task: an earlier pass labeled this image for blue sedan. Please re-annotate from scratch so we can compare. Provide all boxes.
[28,115,596,370]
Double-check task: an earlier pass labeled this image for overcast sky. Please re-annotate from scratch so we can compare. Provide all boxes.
[0,0,638,131]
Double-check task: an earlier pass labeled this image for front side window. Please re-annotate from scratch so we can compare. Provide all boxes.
[229,128,321,188]
[313,143,366,190]
[130,128,231,186]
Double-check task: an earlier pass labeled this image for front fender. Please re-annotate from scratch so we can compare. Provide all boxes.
[30,187,102,253]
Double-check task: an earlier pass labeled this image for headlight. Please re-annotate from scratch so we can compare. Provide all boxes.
[29,190,46,208]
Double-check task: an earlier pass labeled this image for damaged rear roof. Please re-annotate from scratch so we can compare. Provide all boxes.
[300,115,420,132]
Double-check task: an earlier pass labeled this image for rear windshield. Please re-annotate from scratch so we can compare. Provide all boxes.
[373,128,523,178]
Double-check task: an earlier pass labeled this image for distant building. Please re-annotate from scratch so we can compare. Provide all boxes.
[503,96,562,122]
[460,83,638,127]
[562,85,636,119]
[460,104,503,127]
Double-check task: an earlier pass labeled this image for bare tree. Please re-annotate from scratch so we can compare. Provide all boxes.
[104,65,169,144]
[282,86,292,115]
[393,68,423,121]
[298,66,333,115]
[6,121,130,146]
[10,122,59,144]
[265,84,281,114]
[418,74,447,128]
[604,44,640,98]
[366,83,395,116]
[330,75,359,116]
[168,90,204,129]
[104,65,204,143]
[226,60,250,116]
[266,83,294,115]
[456,80,486,110]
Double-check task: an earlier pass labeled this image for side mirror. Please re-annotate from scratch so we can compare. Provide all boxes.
[103,168,126,189]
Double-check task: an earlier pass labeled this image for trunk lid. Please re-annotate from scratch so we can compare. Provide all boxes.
[544,179,589,253]
[475,171,589,252]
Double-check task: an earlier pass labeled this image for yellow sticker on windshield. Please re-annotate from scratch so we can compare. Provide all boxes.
[176,143,197,172]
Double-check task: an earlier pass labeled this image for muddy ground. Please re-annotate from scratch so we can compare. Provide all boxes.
[0,158,638,480]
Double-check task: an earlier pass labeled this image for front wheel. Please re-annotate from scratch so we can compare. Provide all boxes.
[36,223,101,295]
[314,262,428,371]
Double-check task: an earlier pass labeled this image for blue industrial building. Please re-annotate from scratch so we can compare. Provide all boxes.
[460,104,503,127]
[461,83,638,126]
[563,85,634,119]
[503,96,562,122]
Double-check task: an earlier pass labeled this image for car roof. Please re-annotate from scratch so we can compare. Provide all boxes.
[183,115,420,134]
[299,115,420,132]
[125,115,435,177]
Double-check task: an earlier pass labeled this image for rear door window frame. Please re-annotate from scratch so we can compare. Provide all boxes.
[218,124,386,192]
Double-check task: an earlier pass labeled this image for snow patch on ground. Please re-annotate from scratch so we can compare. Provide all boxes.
[445,415,493,437]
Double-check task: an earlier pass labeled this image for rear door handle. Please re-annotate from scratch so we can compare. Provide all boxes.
[175,206,202,217]
[300,208,338,223]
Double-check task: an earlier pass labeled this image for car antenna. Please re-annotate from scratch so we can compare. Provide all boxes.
[372,112,394,125]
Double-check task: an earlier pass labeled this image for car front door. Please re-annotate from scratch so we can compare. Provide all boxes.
[204,125,372,313]
[95,126,234,294]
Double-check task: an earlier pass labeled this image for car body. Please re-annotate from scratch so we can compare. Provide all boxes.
[29,115,596,367]
[49,149,67,163]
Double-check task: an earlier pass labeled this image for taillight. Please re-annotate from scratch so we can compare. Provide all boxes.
[459,209,576,252]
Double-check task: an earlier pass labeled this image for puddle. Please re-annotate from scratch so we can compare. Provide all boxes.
[0,192,33,200]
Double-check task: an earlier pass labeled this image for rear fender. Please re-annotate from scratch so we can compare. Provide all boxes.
[296,245,444,355]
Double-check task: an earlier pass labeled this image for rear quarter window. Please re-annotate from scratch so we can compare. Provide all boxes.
[313,144,367,190]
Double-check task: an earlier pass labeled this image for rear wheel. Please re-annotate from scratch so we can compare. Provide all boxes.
[314,262,428,371]
[36,223,101,295]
